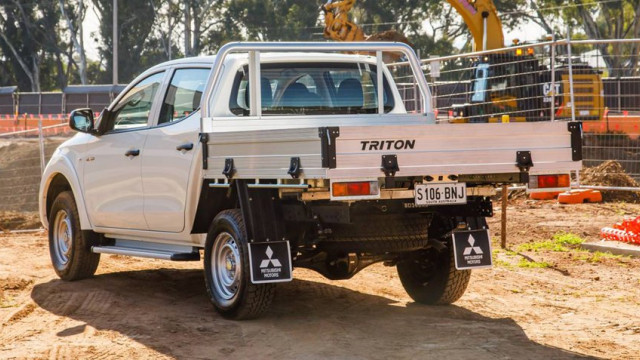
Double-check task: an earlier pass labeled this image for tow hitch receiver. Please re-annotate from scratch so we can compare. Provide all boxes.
[452,229,493,270]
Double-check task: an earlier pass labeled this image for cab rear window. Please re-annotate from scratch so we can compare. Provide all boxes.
[229,62,394,116]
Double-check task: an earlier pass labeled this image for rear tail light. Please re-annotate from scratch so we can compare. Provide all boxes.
[332,181,379,197]
[529,174,571,189]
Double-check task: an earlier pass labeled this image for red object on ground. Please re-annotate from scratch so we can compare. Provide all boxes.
[529,191,560,200]
[557,189,602,204]
[601,216,640,245]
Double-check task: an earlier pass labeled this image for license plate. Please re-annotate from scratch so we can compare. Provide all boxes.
[415,183,467,206]
[452,229,493,270]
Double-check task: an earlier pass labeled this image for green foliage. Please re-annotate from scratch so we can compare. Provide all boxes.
[552,232,586,245]
[2,1,640,89]
[225,0,321,42]
[518,240,568,252]
[576,251,623,263]
[517,232,585,252]
[517,258,552,268]
[91,0,158,83]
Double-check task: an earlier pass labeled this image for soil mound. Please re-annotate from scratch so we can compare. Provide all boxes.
[0,211,41,231]
[581,160,640,202]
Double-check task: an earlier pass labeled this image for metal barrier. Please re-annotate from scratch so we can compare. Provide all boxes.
[389,38,640,182]
[0,85,124,116]
[4,39,640,230]
[0,121,73,231]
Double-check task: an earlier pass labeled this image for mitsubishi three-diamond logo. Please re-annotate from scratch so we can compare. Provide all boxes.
[249,241,292,283]
[463,235,484,255]
[452,230,492,270]
[260,246,282,268]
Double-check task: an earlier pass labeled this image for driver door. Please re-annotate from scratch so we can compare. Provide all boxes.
[83,71,167,230]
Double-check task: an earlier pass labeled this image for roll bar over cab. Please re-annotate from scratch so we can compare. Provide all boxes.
[40,42,582,319]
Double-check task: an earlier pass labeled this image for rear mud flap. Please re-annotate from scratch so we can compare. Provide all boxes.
[452,229,493,270]
[248,241,293,284]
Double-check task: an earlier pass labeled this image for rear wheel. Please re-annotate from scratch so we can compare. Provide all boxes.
[396,245,470,305]
[203,209,275,319]
[48,191,100,280]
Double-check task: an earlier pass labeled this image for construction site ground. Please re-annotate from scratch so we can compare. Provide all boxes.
[0,200,639,360]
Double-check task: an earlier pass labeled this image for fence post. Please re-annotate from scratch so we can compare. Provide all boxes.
[566,26,577,122]
[550,35,556,121]
[501,184,508,249]
[38,117,45,175]
[617,77,622,112]
[414,49,420,113]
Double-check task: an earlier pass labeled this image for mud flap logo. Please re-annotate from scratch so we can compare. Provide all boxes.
[463,235,483,255]
[260,246,282,268]
[452,230,493,270]
[248,241,292,284]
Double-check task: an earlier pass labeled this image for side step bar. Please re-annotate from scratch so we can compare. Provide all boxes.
[92,240,200,261]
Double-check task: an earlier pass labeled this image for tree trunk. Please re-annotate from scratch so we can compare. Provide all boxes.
[184,0,192,56]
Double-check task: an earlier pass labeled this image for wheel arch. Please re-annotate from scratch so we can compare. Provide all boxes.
[190,182,238,234]
[40,167,92,231]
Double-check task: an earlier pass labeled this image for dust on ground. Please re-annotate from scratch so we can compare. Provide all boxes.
[1,200,639,359]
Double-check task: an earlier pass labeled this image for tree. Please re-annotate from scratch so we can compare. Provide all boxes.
[59,0,88,84]
[150,0,182,60]
[525,0,640,76]
[0,0,45,91]
[569,0,640,76]
[182,0,222,56]
[225,0,322,41]
[91,0,158,83]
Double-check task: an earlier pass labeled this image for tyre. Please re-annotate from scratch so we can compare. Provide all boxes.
[396,245,470,305]
[204,209,275,320]
[48,191,100,281]
[320,214,430,253]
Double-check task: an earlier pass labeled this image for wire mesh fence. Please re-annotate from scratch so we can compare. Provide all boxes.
[0,121,73,231]
[3,39,640,230]
[389,38,640,183]
[573,40,640,180]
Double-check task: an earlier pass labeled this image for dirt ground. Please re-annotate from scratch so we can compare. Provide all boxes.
[1,200,640,360]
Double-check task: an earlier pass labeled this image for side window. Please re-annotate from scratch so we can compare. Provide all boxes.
[110,71,165,131]
[229,62,394,116]
[158,68,210,125]
[229,67,277,115]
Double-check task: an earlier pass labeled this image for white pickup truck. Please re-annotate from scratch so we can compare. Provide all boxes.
[39,42,581,319]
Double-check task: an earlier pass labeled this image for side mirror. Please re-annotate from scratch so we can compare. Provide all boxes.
[69,108,95,134]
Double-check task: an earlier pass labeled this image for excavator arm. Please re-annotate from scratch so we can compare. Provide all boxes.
[446,0,504,51]
[321,0,411,46]
[321,0,365,42]
[321,0,504,51]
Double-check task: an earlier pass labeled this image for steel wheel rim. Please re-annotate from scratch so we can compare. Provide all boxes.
[211,232,241,306]
[52,210,72,266]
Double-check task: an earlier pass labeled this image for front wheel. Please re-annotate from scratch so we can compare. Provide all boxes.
[396,246,470,305]
[48,191,100,280]
[203,210,275,319]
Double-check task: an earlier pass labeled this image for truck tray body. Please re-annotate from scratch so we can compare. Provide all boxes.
[203,121,581,180]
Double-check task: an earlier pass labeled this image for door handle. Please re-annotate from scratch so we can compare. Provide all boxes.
[176,142,194,151]
[125,149,140,157]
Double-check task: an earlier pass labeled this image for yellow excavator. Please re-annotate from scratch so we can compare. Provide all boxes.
[321,0,411,44]
[321,0,603,123]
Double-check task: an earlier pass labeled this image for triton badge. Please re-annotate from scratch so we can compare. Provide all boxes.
[360,140,416,151]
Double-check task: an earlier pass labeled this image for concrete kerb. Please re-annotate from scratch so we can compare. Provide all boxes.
[581,240,640,258]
